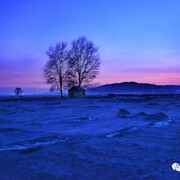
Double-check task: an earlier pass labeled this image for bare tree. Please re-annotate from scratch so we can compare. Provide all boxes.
[15,87,23,96]
[67,37,100,87]
[44,42,68,98]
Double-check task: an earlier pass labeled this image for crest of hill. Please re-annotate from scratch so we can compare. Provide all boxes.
[89,82,180,94]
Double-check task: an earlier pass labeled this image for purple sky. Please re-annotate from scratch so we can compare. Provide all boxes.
[0,0,180,90]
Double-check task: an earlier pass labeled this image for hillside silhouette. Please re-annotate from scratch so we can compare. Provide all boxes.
[89,82,180,94]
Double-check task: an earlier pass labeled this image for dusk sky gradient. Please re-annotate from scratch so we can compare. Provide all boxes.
[1,0,180,90]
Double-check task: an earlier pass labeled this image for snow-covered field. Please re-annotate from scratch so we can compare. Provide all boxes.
[0,95,179,180]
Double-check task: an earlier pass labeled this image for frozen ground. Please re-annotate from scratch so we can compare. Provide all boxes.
[0,95,179,180]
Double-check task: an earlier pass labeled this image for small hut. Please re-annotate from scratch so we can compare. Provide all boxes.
[68,86,86,98]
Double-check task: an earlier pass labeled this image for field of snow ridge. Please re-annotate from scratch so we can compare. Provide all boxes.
[0,95,179,179]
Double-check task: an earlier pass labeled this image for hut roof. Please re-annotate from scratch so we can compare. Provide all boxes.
[69,86,85,92]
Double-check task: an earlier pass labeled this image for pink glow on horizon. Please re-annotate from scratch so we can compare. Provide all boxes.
[95,75,180,86]
[1,59,180,89]
[1,74,180,90]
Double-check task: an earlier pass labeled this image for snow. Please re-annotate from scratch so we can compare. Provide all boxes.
[0,95,179,179]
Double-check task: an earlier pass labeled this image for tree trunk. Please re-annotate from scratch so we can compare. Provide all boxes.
[78,72,81,87]
[60,89,63,98]
[60,77,63,98]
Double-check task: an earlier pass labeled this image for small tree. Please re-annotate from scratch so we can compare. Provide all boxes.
[67,37,100,88]
[15,87,23,96]
[44,42,68,98]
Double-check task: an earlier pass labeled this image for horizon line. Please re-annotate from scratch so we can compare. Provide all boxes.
[0,81,180,91]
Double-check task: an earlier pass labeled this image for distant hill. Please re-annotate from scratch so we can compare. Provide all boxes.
[88,82,180,94]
